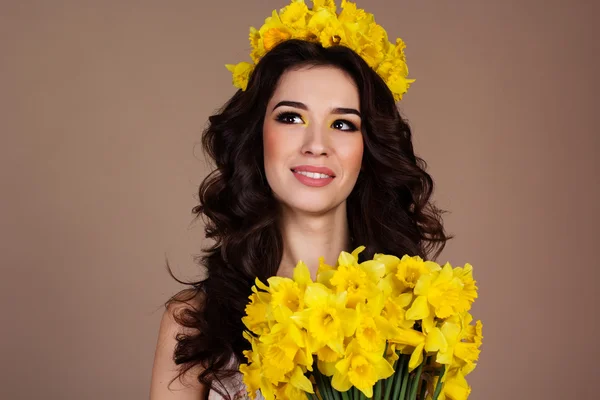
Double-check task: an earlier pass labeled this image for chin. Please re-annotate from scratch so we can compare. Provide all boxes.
[281,193,342,215]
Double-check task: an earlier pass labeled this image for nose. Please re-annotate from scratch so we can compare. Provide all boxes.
[300,123,331,157]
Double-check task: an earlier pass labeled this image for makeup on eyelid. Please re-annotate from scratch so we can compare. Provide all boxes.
[275,112,359,131]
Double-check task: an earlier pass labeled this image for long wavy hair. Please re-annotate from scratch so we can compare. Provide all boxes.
[164,39,451,398]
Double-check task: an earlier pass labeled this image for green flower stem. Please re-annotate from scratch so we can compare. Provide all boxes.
[341,390,351,400]
[405,375,413,400]
[432,365,446,400]
[321,373,336,400]
[397,360,410,400]
[314,369,329,400]
[384,353,400,399]
[373,342,388,399]
[408,358,425,400]
[374,379,382,399]
[392,355,407,399]
[328,376,342,400]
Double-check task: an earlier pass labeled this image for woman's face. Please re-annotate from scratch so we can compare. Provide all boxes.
[263,65,364,214]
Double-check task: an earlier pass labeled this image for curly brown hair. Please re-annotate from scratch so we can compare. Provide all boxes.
[164,39,451,399]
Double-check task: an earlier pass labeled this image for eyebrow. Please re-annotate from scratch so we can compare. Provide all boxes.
[272,100,361,118]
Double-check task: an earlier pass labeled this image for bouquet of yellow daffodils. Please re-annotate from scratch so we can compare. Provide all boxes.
[240,246,483,400]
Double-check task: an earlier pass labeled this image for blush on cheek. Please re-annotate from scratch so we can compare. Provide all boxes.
[263,125,280,167]
[342,138,364,177]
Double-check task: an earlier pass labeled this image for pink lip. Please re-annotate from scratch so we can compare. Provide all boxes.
[291,165,336,188]
[291,165,336,177]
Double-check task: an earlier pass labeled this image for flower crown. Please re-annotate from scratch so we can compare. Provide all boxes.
[225,0,415,102]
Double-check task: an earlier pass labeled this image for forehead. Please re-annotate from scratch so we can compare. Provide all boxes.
[269,66,360,110]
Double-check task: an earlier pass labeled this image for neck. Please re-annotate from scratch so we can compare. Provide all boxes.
[276,203,351,279]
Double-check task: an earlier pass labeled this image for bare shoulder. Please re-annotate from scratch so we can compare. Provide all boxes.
[150,288,208,400]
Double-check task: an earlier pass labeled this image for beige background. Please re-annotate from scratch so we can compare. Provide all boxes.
[1,0,598,399]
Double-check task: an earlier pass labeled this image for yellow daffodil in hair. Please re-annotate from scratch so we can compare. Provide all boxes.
[226,0,415,101]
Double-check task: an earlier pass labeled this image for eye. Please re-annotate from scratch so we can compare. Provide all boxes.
[332,119,358,132]
[275,112,304,124]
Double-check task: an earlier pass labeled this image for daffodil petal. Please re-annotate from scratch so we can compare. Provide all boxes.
[303,283,329,307]
[408,342,424,371]
[293,260,312,286]
[332,358,352,392]
[425,327,447,353]
[289,366,314,393]
[405,295,429,320]
[317,360,337,377]
[338,251,357,267]
[374,357,395,380]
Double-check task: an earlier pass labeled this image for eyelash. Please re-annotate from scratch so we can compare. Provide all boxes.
[274,111,359,132]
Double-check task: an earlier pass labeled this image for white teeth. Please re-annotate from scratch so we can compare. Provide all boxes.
[295,171,331,179]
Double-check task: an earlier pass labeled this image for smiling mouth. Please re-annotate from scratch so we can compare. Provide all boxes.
[291,169,334,179]
[290,168,336,187]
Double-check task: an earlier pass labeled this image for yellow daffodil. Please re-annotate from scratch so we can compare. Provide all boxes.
[431,368,472,400]
[376,57,413,101]
[228,0,416,102]
[351,23,389,68]
[355,295,393,353]
[307,7,343,47]
[316,256,336,287]
[263,27,292,51]
[396,254,441,291]
[330,264,372,308]
[320,24,345,46]
[433,312,483,372]
[259,10,293,51]
[292,282,358,353]
[336,247,360,267]
[261,341,296,382]
[463,312,484,348]
[358,259,386,282]
[338,0,370,24]
[355,42,384,68]
[445,313,483,370]
[381,293,414,329]
[240,333,263,399]
[292,260,313,287]
[453,263,479,313]
[387,75,415,102]
[224,61,253,90]
[265,277,304,322]
[242,285,272,335]
[279,0,309,30]
[248,26,265,63]
[330,248,385,308]
[312,0,337,13]
[355,314,386,352]
[374,253,404,297]
[408,262,478,320]
[331,338,394,397]
[374,253,401,274]
[239,362,262,399]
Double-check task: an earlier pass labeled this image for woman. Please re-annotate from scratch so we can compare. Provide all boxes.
[150,2,449,399]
